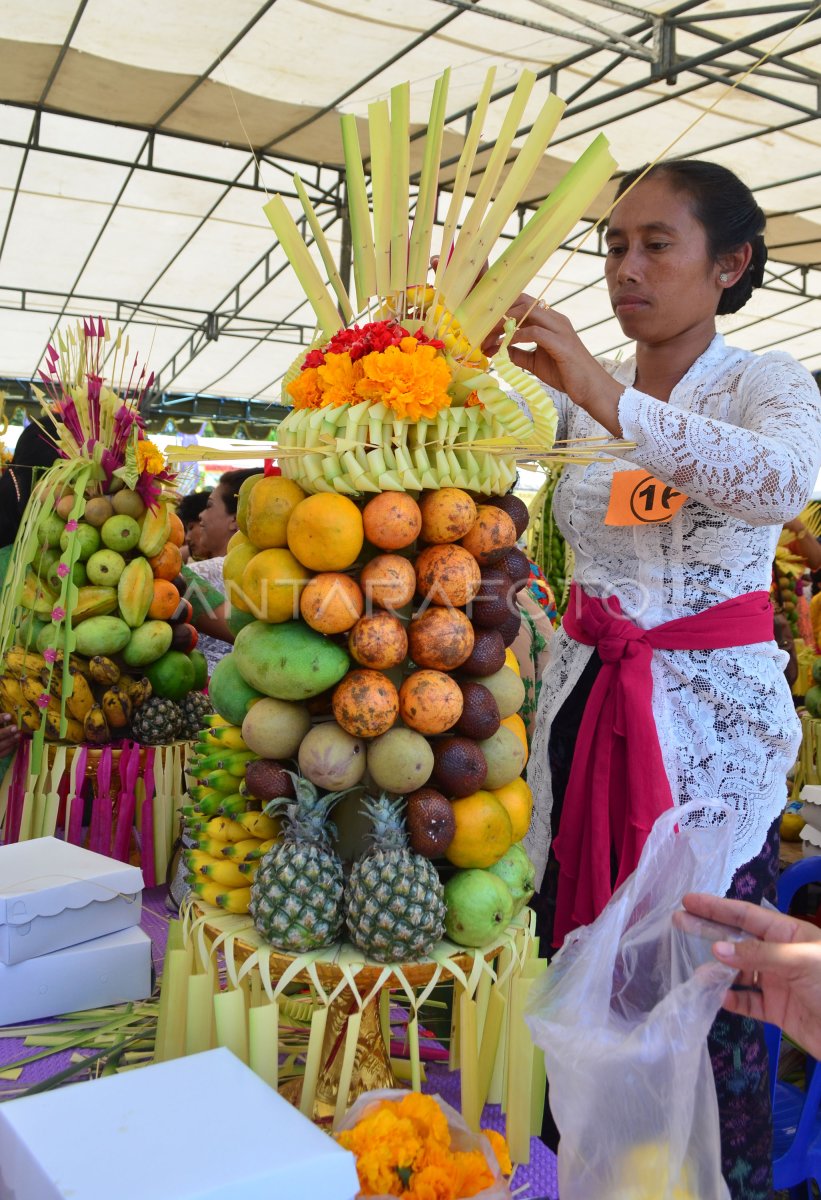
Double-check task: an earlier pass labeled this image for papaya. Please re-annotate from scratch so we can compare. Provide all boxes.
[74,615,132,657]
[118,558,155,627]
[71,586,118,624]
[233,620,350,701]
[122,620,174,667]
[138,502,171,557]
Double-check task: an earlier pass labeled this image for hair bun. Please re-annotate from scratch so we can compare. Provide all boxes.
[749,234,767,289]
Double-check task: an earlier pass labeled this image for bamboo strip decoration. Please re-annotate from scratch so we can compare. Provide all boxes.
[151,903,540,1158]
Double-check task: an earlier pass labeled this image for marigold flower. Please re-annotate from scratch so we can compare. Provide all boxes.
[136,439,165,476]
[356,344,452,421]
[318,352,364,407]
[287,366,323,410]
[481,1130,511,1175]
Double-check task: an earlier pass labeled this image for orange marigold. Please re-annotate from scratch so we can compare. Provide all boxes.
[482,1129,512,1175]
[451,1150,495,1198]
[286,367,322,410]
[394,1093,450,1147]
[407,1163,459,1200]
[318,351,364,407]
[356,342,452,421]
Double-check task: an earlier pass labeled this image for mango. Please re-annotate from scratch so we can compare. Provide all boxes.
[118,558,154,627]
[233,620,350,701]
[138,502,171,557]
[122,620,174,667]
[209,654,264,726]
[74,615,131,657]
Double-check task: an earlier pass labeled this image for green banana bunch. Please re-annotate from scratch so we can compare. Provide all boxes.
[527,468,570,617]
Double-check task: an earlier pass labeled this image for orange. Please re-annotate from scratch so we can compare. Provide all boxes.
[500,713,528,764]
[419,488,477,544]
[445,790,512,869]
[362,492,422,551]
[300,572,364,634]
[286,494,363,571]
[359,554,416,611]
[148,579,180,620]
[168,512,185,547]
[492,776,532,842]
[240,548,310,623]
[148,542,183,581]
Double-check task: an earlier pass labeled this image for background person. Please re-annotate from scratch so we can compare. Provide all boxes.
[485,159,821,1198]
[176,490,210,562]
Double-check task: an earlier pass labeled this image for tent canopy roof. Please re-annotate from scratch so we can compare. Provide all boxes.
[0,0,819,412]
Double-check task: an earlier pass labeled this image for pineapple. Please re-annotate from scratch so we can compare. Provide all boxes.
[131,696,183,745]
[345,794,446,963]
[179,691,213,740]
[249,775,346,953]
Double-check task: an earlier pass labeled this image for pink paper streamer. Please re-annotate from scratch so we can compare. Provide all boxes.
[140,748,156,887]
[113,742,141,862]
[4,738,31,844]
[67,746,88,846]
[91,747,112,855]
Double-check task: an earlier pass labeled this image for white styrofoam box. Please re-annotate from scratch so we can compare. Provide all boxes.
[0,1048,360,1200]
[0,925,152,1025]
[0,837,143,964]
[799,804,821,835]
[799,784,821,806]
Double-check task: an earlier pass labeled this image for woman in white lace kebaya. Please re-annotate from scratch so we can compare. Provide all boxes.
[487,161,821,1199]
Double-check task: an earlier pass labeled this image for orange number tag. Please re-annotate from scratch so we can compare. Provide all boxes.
[605,469,688,526]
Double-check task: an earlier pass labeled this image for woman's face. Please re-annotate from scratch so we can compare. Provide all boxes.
[199,485,236,557]
[604,175,725,346]
[185,518,208,559]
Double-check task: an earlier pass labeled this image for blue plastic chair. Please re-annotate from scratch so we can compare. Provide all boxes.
[764,855,821,1196]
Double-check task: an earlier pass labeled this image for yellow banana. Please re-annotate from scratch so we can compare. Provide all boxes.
[223,751,256,777]
[243,837,277,861]
[202,816,249,844]
[221,837,264,861]
[0,675,28,710]
[101,686,132,729]
[191,881,252,914]
[63,670,95,722]
[194,836,238,859]
[204,714,231,730]
[196,731,224,751]
[121,676,152,708]
[21,675,59,712]
[236,811,281,840]
[14,704,43,733]
[208,725,248,752]
[200,769,241,795]
[87,656,120,686]
[199,857,251,888]
[44,711,85,743]
[83,704,110,746]
[4,649,47,679]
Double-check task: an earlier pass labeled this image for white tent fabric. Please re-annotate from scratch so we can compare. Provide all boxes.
[0,0,819,409]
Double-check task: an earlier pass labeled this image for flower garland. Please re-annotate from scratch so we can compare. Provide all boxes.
[336,1093,512,1199]
[287,321,452,422]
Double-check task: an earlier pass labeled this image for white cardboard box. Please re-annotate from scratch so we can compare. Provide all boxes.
[0,837,143,964]
[0,1047,361,1200]
[0,925,152,1025]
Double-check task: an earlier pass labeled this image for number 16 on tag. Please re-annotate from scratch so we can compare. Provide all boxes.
[605,469,688,526]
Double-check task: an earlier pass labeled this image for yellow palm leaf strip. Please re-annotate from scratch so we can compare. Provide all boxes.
[800,502,821,540]
[437,70,537,317]
[455,133,615,349]
[368,99,393,302]
[263,194,343,338]
[340,113,377,310]
[390,81,411,296]
[407,69,451,291]
[292,175,354,325]
[425,66,497,332]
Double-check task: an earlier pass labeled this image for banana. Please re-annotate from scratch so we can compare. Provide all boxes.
[83,704,110,746]
[221,837,265,861]
[4,649,47,679]
[21,674,59,712]
[243,837,277,861]
[194,836,238,859]
[11,702,43,733]
[223,750,256,778]
[87,656,120,686]
[63,670,95,722]
[236,811,281,840]
[238,858,262,876]
[44,711,85,743]
[101,686,132,729]
[203,816,250,844]
[208,725,248,752]
[188,785,225,809]
[0,674,28,710]
[199,769,242,795]
[197,856,251,888]
[216,793,248,816]
[196,731,224,751]
[191,880,251,914]
[204,714,232,730]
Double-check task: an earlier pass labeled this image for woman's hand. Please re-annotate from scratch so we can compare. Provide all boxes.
[481,295,625,436]
[0,712,21,758]
[683,892,821,1058]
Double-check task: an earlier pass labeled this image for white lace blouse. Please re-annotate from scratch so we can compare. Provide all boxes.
[525,333,821,893]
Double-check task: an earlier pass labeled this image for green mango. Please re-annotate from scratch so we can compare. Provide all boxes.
[233,620,350,701]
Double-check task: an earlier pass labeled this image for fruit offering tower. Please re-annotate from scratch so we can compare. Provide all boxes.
[0,321,212,858]
[180,68,616,955]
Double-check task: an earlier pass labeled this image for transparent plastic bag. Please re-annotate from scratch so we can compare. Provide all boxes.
[525,802,740,1200]
[336,1088,511,1199]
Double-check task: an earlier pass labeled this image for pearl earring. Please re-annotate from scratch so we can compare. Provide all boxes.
[719,272,729,282]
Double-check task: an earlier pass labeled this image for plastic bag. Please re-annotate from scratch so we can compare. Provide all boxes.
[336,1088,511,1199]
[525,802,740,1200]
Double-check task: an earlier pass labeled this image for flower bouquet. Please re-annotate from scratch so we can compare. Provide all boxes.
[336,1090,513,1200]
